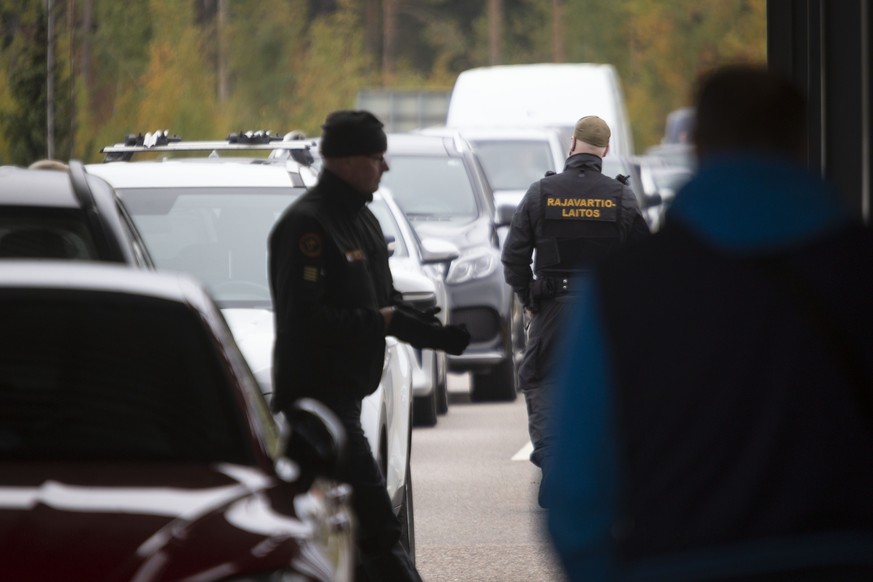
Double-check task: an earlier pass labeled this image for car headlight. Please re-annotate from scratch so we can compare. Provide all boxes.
[222,482,354,582]
[294,481,355,582]
[445,249,497,284]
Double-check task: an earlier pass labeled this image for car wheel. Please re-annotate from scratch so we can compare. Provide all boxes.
[435,351,449,415]
[398,440,416,563]
[412,391,437,427]
[470,355,518,402]
[471,317,518,402]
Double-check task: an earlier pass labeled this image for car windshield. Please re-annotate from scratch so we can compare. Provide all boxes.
[0,290,254,464]
[119,187,304,308]
[380,156,478,221]
[368,199,409,258]
[0,210,100,260]
[469,140,555,191]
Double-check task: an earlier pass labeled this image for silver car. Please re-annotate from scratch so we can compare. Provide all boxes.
[378,133,523,403]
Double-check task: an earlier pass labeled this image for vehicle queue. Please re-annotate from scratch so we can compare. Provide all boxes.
[0,114,681,580]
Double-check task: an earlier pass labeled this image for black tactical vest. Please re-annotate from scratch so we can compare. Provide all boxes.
[535,161,624,275]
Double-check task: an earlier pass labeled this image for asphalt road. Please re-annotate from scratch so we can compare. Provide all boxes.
[410,373,567,582]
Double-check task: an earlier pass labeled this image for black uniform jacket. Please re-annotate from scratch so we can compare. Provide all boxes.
[268,169,401,411]
[501,153,649,306]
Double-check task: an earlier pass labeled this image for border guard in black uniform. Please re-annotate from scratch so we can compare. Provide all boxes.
[501,115,649,508]
[269,110,469,581]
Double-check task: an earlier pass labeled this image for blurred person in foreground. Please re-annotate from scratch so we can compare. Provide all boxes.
[268,110,470,582]
[501,115,649,508]
[544,64,873,580]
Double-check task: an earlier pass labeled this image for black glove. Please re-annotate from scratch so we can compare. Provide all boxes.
[388,307,471,355]
[395,303,442,325]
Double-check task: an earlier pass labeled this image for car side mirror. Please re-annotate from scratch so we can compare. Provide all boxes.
[495,201,516,227]
[283,398,346,488]
[420,237,459,265]
[385,234,397,257]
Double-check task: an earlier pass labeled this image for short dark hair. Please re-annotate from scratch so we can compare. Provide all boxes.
[692,64,807,159]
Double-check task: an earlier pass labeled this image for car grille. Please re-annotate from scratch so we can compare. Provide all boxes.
[450,307,500,342]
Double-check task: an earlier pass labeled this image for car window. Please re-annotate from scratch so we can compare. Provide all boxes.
[368,199,409,258]
[0,210,100,260]
[119,187,305,307]
[0,291,254,464]
[470,140,555,191]
[380,156,478,221]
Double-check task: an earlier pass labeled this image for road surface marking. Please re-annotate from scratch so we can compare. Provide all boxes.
[512,441,533,461]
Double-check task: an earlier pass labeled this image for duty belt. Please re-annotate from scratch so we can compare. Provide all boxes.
[531,276,570,301]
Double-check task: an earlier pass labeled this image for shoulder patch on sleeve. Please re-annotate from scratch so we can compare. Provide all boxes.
[299,232,323,257]
[302,265,319,282]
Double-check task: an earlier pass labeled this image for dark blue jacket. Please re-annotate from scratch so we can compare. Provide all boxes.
[545,154,873,580]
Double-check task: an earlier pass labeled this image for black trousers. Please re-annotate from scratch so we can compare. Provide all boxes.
[321,396,421,582]
[518,296,574,479]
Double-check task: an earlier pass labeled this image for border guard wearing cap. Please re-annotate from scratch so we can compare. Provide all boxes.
[501,115,649,508]
[269,110,468,581]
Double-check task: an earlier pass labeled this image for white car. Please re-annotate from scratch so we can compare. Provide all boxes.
[87,142,418,555]
[369,190,457,427]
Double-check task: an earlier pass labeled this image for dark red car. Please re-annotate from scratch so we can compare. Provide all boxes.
[0,262,353,581]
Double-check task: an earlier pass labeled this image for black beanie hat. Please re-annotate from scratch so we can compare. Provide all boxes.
[320,110,388,158]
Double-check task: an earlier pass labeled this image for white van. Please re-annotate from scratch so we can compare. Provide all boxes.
[446,63,634,156]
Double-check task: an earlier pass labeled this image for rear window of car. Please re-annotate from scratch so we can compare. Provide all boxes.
[0,210,100,260]
[469,139,555,191]
[380,156,479,220]
[119,187,302,308]
[0,290,255,465]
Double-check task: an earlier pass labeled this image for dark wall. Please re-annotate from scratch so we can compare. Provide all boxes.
[767,0,871,222]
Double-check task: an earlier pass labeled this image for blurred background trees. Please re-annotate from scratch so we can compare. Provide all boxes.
[0,0,765,164]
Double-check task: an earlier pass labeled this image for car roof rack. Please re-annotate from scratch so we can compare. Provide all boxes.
[101,130,316,166]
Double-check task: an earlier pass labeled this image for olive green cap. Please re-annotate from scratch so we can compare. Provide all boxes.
[574,115,611,147]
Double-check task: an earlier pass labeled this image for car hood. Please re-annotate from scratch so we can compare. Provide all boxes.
[408,216,493,254]
[0,462,314,581]
[222,307,275,396]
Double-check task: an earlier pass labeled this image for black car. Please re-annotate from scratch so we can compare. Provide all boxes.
[0,161,153,267]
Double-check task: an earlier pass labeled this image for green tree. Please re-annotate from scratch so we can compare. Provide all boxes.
[222,0,308,132]
[0,0,768,160]
[562,0,766,150]
[85,0,218,155]
[0,0,73,165]
[291,0,375,136]
[74,0,153,159]
[620,0,766,149]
